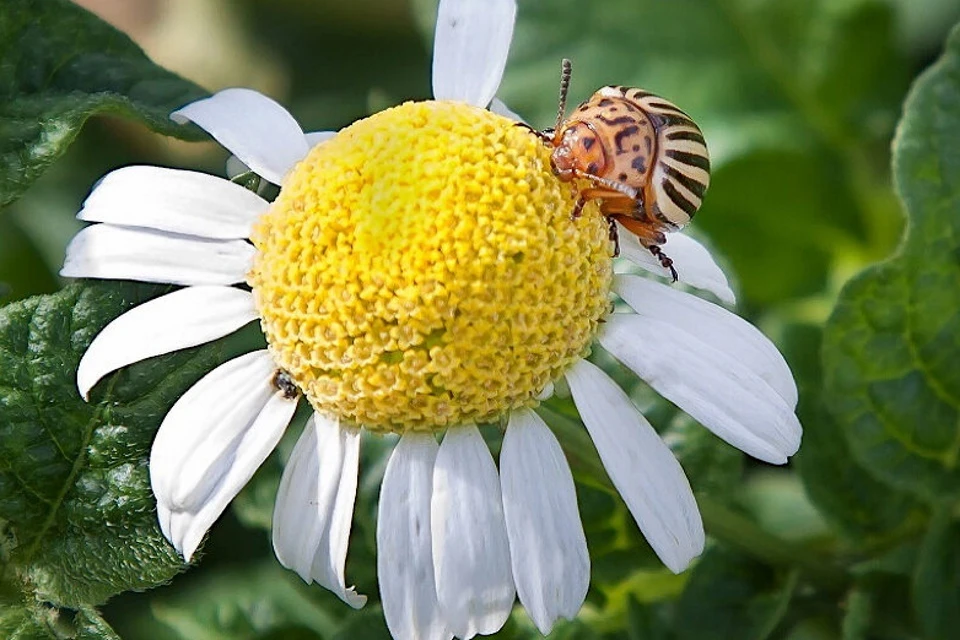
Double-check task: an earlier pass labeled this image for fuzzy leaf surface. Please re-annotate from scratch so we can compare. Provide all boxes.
[0,283,221,614]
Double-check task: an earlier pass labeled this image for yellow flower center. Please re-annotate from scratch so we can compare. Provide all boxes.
[249,101,612,433]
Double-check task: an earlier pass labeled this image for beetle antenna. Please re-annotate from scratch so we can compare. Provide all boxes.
[594,175,638,199]
[572,169,639,199]
[556,58,572,131]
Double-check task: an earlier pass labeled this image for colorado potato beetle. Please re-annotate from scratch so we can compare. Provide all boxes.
[537,59,711,281]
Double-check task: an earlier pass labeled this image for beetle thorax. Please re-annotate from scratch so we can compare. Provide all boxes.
[550,122,608,181]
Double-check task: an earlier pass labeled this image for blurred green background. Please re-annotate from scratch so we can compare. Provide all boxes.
[3,0,960,638]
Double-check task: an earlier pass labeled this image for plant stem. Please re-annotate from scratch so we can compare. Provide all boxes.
[698,500,846,590]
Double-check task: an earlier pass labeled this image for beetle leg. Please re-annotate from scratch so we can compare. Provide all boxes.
[570,188,624,221]
[571,192,587,219]
[515,121,555,145]
[647,244,678,282]
[611,214,680,282]
[614,214,665,243]
[632,198,649,221]
[598,200,640,222]
[607,217,620,257]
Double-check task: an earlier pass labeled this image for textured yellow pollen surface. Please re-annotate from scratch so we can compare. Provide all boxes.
[249,101,612,433]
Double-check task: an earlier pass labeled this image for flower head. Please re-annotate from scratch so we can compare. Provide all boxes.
[249,101,611,431]
[61,0,801,638]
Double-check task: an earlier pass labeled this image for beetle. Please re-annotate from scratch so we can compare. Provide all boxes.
[272,369,299,400]
[536,59,711,281]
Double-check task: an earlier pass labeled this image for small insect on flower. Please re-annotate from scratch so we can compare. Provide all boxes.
[272,369,300,400]
[537,59,711,281]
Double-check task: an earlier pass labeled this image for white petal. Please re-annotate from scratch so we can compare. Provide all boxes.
[565,360,703,573]
[175,392,297,561]
[77,286,256,400]
[61,224,254,286]
[157,501,174,542]
[305,130,337,147]
[378,433,451,640]
[489,98,525,123]
[432,0,516,107]
[432,425,515,638]
[535,381,555,401]
[171,88,309,186]
[617,225,736,304]
[226,131,337,179]
[150,350,297,561]
[613,275,797,408]
[501,409,589,635]
[78,166,268,239]
[272,414,367,608]
[598,314,802,463]
[151,350,275,511]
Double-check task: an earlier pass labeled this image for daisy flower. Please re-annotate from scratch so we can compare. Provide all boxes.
[61,0,801,638]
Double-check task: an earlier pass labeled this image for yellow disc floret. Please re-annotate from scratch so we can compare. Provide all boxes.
[249,101,612,433]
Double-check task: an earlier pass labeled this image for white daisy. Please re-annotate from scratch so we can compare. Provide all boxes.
[61,1,801,639]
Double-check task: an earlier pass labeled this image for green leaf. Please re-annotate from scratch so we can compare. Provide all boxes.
[822,23,960,501]
[847,542,918,639]
[673,547,797,640]
[0,605,47,640]
[737,472,830,544]
[695,151,856,304]
[330,608,391,640]
[662,415,742,500]
[0,283,224,614]
[841,586,872,640]
[625,597,671,640]
[231,455,283,534]
[0,0,208,210]
[148,563,340,640]
[0,213,57,302]
[797,399,921,538]
[912,509,960,639]
[886,0,960,57]
[76,607,122,640]
[0,603,121,640]
[782,323,919,539]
